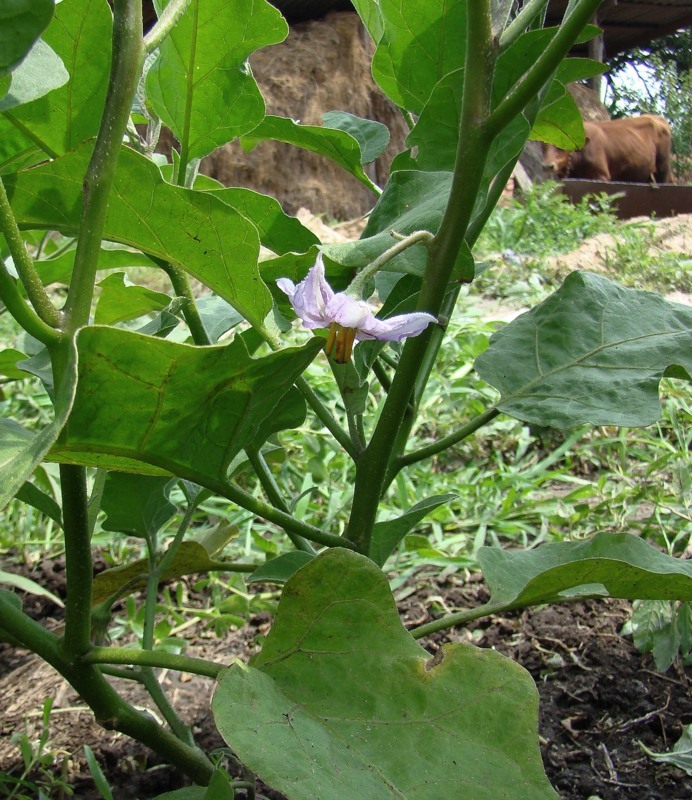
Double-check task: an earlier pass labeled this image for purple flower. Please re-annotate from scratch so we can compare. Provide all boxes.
[277,255,436,363]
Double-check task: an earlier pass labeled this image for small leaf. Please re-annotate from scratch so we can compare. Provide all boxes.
[15,481,62,526]
[640,725,692,776]
[100,473,177,539]
[0,348,29,380]
[0,0,53,75]
[371,493,456,567]
[95,273,171,325]
[475,272,692,429]
[479,533,692,612]
[247,551,314,584]
[241,116,378,191]
[321,111,390,164]
[91,541,240,605]
[213,549,558,800]
[0,569,64,608]
[531,82,585,149]
[0,39,67,111]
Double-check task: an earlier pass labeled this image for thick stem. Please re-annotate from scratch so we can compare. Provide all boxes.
[85,646,223,679]
[61,0,145,331]
[345,2,496,555]
[60,465,94,656]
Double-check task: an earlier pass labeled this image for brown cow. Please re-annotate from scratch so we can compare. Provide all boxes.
[542,114,673,184]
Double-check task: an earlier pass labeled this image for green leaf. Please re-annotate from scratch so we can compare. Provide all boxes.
[147,0,288,163]
[479,533,692,612]
[213,549,558,800]
[0,39,67,112]
[371,494,456,567]
[351,0,468,115]
[5,144,272,328]
[0,588,22,641]
[51,326,322,483]
[247,551,314,584]
[531,82,585,149]
[206,187,319,256]
[321,111,390,164]
[249,386,307,451]
[101,473,176,539]
[95,273,171,325]
[640,725,692,776]
[0,0,53,75]
[474,272,692,429]
[91,541,240,605]
[0,340,77,512]
[34,245,160,289]
[2,0,111,157]
[15,481,62,526]
[240,116,378,191]
[0,569,63,608]
[0,348,28,380]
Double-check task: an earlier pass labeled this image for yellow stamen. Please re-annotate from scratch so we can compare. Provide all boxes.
[325,322,338,356]
[325,323,357,363]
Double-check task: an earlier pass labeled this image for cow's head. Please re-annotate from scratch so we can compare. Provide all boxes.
[541,142,571,178]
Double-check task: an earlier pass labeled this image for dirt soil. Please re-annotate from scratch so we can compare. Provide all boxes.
[1,559,690,800]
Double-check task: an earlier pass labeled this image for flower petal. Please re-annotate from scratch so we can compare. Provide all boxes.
[325,293,373,330]
[277,255,334,329]
[356,311,437,341]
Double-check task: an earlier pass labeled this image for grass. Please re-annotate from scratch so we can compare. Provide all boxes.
[0,184,690,632]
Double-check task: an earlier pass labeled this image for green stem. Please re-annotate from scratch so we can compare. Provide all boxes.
[410,602,510,639]
[347,230,433,298]
[0,593,214,785]
[60,464,94,656]
[144,0,193,53]
[160,260,211,345]
[0,177,61,327]
[175,0,199,186]
[295,376,358,459]
[85,646,224,679]
[246,449,315,554]
[61,0,145,332]
[499,0,549,50]
[0,257,59,346]
[344,2,496,555]
[396,408,500,472]
[488,0,605,137]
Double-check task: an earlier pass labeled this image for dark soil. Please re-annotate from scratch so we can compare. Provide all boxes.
[1,559,690,800]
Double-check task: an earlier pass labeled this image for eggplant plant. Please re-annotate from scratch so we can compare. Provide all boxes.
[1,1,690,797]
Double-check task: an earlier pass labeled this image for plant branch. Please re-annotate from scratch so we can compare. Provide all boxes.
[488,0,605,137]
[246,449,316,554]
[160,260,211,345]
[144,0,192,53]
[0,177,61,327]
[0,257,59,346]
[499,0,549,51]
[396,407,500,471]
[295,376,358,459]
[84,646,224,679]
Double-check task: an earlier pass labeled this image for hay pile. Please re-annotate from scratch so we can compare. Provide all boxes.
[199,12,408,220]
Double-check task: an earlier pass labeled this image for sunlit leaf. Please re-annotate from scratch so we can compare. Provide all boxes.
[147,0,288,162]
[0,39,67,111]
[51,326,322,484]
[475,272,692,428]
[213,549,558,800]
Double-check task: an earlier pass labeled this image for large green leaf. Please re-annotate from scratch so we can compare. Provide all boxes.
[479,532,692,609]
[147,0,287,162]
[351,0,468,115]
[1,0,111,158]
[474,271,692,429]
[0,341,77,512]
[5,144,272,328]
[0,39,67,111]
[0,0,53,75]
[213,549,557,800]
[240,116,379,191]
[50,326,322,483]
